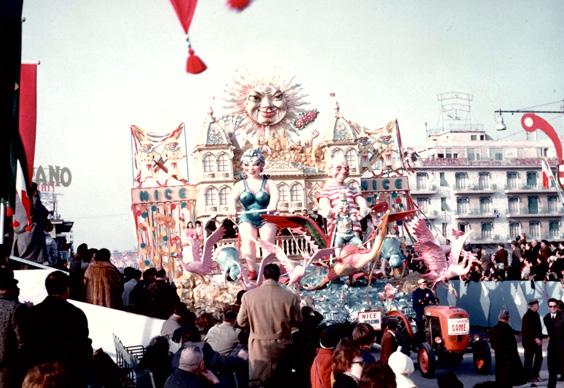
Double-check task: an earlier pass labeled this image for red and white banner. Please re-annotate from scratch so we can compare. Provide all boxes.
[541,158,553,189]
[19,62,38,187]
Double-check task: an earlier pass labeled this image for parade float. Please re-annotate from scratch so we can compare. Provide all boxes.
[129,72,472,320]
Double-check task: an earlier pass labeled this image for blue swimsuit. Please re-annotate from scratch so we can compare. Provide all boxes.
[239,176,271,228]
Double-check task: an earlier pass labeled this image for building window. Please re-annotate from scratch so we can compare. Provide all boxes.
[278,184,289,202]
[442,223,448,237]
[480,197,491,214]
[471,135,477,141]
[458,223,469,233]
[218,187,230,206]
[345,149,358,170]
[416,197,428,213]
[527,196,538,214]
[509,222,521,240]
[507,172,518,189]
[548,196,558,212]
[217,153,229,173]
[526,171,537,188]
[455,172,468,189]
[416,173,428,190]
[478,172,490,189]
[529,221,540,239]
[439,172,447,186]
[290,184,303,203]
[467,149,477,161]
[205,187,218,206]
[481,223,492,240]
[490,148,503,161]
[549,221,560,238]
[331,148,344,160]
[457,197,469,214]
[508,197,519,214]
[203,154,215,173]
[441,197,447,211]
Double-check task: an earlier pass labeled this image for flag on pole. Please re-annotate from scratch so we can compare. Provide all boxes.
[541,158,554,189]
[19,62,38,187]
[13,160,31,231]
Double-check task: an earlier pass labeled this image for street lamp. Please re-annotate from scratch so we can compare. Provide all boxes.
[494,107,564,131]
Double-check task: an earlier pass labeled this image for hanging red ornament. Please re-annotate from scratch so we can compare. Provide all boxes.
[395,197,402,204]
[12,220,20,228]
[5,207,14,217]
[186,47,207,74]
[226,0,251,12]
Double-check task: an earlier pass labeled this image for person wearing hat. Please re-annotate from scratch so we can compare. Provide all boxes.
[387,346,415,388]
[411,278,437,334]
[490,309,526,387]
[521,299,543,383]
[0,267,26,388]
[310,325,340,388]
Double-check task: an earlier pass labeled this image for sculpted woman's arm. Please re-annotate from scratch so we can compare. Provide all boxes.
[266,179,279,213]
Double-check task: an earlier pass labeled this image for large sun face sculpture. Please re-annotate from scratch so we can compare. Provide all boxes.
[224,73,307,147]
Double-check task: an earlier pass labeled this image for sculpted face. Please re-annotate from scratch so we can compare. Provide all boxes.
[245,85,287,126]
[331,161,350,184]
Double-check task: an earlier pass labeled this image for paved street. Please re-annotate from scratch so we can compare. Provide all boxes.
[405,336,564,387]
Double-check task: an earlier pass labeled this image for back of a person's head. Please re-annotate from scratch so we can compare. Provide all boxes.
[176,324,202,343]
[123,267,137,280]
[263,263,281,281]
[352,323,376,347]
[155,268,167,279]
[359,361,397,388]
[144,336,170,360]
[386,319,398,331]
[45,271,70,296]
[196,312,218,334]
[87,248,97,260]
[222,305,238,323]
[332,338,360,374]
[179,345,203,373]
[22,362,71,388]
[236,290,246,305]
[95,248,111,262]
[437,369,463,388]
[319,325,341,349]
[143,267,157,282]
[76,243,88,256]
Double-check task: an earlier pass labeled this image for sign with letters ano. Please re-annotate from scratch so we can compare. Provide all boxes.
[447,318,469,336]
[357,311,382,330]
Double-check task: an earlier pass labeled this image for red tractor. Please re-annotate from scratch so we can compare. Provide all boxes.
[381,306,491,378]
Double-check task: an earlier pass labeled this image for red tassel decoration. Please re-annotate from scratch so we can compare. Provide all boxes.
[5,207,14,217]
[186,48,207,74]
[13,220,20,228]
[226,0,251,11]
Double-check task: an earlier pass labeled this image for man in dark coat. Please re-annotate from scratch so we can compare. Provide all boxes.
[379,318,398,364]
[490,310,525,387]
[164,345,220,388]
[0,268,26,388]
[521,299,543,383]
[20,271,92,387]
[543,298,564,388]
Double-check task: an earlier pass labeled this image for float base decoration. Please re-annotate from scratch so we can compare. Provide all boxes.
[131,184,197,271]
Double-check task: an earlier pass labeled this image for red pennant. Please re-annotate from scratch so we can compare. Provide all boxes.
[226,0,251,11]
[186,48,207,74]
[169,0,198,34]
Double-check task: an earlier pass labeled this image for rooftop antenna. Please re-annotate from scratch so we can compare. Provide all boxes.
[437,92,473,131]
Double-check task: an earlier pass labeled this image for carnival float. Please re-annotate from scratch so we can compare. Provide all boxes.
[129,72,479,320]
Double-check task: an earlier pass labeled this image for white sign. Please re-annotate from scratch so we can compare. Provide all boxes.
[357,311,382,330]
[447,318,469,336]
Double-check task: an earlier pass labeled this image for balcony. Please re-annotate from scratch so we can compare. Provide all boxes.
[506,206,564,219]
[454,209,496,219]
[504,184,558,194]
[454,184,497,194]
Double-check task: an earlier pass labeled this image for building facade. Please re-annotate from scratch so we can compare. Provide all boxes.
[409,128,563,243]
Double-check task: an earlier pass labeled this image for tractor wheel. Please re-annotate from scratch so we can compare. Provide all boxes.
[473,340,491,374]
[417,343,436,378]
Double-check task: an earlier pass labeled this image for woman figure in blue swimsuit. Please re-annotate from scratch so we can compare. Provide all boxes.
[230,148,279,279]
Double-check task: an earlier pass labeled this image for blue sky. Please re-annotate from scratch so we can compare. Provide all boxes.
[22,0,564,250]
